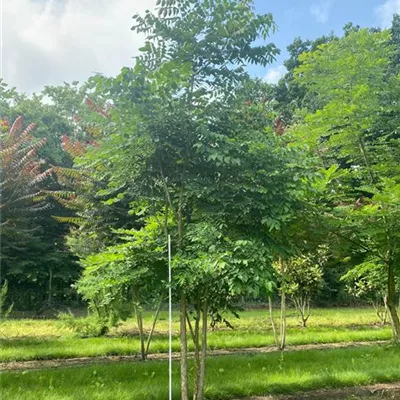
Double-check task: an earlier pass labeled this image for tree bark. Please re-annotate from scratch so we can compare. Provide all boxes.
[193,300,201,400]
[268,296,279,348]
[48,267,53,305]
[279,259,287,350]
[145,298,163,357]
[180,293,189,400]
[133,287,146,361]
[197,296,208,400]
[387,263,400,341]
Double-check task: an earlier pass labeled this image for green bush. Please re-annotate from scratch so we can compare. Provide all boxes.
[58,311,109,337]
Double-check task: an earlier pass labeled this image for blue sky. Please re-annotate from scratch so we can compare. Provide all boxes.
[251,0,397,82]
[2,0,399,92]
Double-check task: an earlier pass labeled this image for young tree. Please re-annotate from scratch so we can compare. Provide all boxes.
[286,247,327,327]
[75,2,316,398]
[341,258,389,324]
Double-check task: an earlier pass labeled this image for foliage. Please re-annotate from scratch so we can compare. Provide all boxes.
[75,215,167,325]
[58,311,110,337]
[291,27,400,338]
[341,258,389,323]
[285,247,327,327]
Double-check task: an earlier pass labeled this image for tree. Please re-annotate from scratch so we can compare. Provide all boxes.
[286,247,327,327]
[76,215,168,359]
[1,116,52,295]
[0,116,79,309]
[341,258,389,324]
[291,28,400,339]
[76,1,315,398]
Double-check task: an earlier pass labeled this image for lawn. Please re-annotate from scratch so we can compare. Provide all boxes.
[2,345,400,399]
[0,308,392,362]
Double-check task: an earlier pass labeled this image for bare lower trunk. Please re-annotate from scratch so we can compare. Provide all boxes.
[383,296,388,325]
[280,259,287,350]
[387,263,400,341]
[299,298,310,328]
[145,298,163,357]
[48,268,53,304]
[268,296,279,348]
[180,293,189,400]
[280,289,286,350]
[197,297,208,400]
[133,287,146,361]
[193,301,200,400]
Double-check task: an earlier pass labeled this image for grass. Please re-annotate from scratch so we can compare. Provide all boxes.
[1,307,387,339]
[1,344,400,399]
[0,308,393,362]
[0,326,392,362]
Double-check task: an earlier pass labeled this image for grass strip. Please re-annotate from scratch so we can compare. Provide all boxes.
[1,344,400,399]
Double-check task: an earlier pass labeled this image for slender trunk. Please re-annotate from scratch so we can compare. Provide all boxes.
[300,301,306,328]
[300,298,310,328]
[268,296,279,348]
[133,287,146,361]
[387,263,400,341]
[280,259,287,350]
[186,311,196,344]
[197,296,208,400]
[193,301,201,400]
[383,296,388,325]
[180,293,189,400]
[48,267,53,304]
[145,298,163,357]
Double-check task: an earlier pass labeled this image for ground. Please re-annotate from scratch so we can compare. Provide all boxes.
[1,307,399,399]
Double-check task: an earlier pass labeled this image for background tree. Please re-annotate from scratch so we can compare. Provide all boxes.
[291,28,400,339]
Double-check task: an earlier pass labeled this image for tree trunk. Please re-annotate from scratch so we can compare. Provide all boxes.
[180,293,189,400]
[193,300,201,400]
[197,297,208,400]
[280,259,287,350]
[48,267,53,305]
[299,298,310,328]
[387,263,400,341]
[268,296,279,348]
[383,295,388,325]
[133,287,146,361]
[145,298,163,357]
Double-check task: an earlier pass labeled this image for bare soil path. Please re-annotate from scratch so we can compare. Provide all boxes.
[0,340,389,372]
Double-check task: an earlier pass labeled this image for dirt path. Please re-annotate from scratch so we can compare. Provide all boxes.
[244,382,400,399]
[0,340,389,372]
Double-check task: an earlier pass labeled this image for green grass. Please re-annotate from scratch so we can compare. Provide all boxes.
[1,308,387,339]
[2,345,400,399]
[0,308,393,362]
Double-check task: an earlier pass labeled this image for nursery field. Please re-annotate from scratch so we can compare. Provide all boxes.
[1,307,400,399]
[0,307,393,363]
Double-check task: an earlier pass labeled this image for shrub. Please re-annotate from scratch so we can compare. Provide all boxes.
[58,311,110,337]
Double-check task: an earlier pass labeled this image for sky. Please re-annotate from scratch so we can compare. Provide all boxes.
[1,0,400,93]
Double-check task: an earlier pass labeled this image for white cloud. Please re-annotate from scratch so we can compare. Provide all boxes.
[375,0,400,28]
[264,65,286,85]
[2,0,156,93]
[310,0,334,24]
